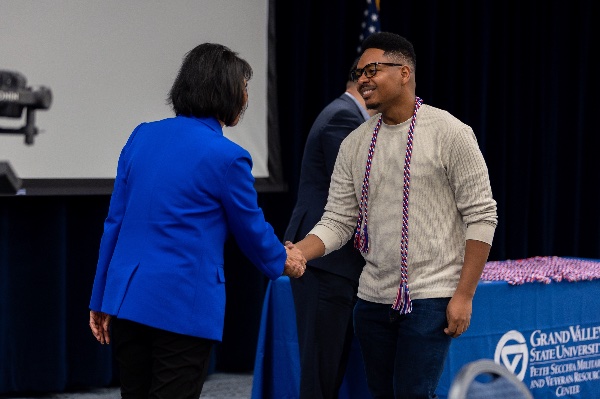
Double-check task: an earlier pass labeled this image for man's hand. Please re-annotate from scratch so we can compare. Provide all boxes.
[444,294,472,338]
[282,241,306,278]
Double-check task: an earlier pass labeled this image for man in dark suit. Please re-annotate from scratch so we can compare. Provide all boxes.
[284,59,376,399]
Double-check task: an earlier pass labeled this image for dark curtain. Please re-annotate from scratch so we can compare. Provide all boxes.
[274,0,600,262]
[0,196,113,392]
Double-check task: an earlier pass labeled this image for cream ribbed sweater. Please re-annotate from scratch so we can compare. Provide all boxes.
[308,104,498,304]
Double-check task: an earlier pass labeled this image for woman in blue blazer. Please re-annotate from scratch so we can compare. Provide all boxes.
[88,43,306,399]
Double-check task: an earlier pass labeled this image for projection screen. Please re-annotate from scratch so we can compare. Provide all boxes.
[0,0,270,181]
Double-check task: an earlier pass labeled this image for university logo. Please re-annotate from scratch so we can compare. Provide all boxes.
[494,329,528,380]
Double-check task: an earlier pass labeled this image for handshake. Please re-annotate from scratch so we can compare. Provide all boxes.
[282,241,306,278]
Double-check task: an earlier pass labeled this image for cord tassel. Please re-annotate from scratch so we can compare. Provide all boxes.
[354,224,369,253]
[392,282,412,315]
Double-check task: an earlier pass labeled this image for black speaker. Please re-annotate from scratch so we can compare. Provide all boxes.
[0,161,21,194]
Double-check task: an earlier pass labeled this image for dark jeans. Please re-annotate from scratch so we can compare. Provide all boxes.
[111,318,215,399]
[353,297,452,399]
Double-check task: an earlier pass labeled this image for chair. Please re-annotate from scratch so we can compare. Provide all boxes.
[447,359,533,399]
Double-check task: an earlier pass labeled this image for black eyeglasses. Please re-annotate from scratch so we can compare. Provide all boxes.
[350,62,403,82]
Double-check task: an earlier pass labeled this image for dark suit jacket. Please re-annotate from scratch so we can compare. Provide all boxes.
[284,93,366,282]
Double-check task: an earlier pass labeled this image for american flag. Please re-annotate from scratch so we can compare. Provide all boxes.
[357,0,381,53]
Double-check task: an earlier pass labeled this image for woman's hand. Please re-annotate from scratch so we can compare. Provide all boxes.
[282,241,306,278]
[89,310,112,344]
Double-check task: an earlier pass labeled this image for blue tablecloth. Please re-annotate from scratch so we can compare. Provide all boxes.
[252,276,600,399]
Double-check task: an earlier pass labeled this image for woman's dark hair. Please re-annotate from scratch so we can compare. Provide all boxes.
[167,43,252,126]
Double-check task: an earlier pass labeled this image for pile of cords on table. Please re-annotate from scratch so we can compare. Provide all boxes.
[480,256,600,285]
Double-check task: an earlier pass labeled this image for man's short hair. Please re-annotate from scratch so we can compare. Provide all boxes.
[360,32,417,73]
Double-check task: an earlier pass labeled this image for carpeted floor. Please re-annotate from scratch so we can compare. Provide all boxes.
[0,373,254,399]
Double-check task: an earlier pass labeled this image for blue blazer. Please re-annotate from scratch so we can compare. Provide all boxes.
[284,93,366,282]
[89,115,285,341]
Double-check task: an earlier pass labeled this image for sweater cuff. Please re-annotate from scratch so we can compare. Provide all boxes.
[307,224,344,256]
[466,222,496,245]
